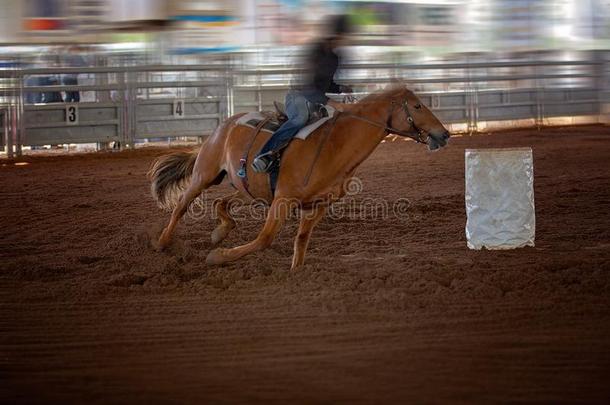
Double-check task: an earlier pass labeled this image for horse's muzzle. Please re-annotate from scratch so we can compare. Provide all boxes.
[427,131,450,151]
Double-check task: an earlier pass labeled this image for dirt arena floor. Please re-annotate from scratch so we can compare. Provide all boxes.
[1,125,610,403]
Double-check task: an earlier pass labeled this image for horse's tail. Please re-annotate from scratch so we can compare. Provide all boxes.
[148,150,198,211]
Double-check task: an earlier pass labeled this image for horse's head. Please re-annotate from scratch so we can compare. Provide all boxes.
[388,88,450,151]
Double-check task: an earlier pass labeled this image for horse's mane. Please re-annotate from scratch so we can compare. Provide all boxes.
[357,85,407,104]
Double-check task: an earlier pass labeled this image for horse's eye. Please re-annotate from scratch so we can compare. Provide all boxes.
[414,103,422,109]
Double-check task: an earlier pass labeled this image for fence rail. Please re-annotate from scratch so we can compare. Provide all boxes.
[2,49,609,155]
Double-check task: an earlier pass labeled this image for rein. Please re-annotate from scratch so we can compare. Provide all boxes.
[300,97,427,188]
[340,98,428,144]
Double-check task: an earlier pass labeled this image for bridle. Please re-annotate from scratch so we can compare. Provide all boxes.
[340,97,429,144]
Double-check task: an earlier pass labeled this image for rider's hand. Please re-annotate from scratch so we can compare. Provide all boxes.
[340,85,353,94]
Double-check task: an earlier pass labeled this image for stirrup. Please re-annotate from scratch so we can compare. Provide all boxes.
[236,158,247,178]
[251,151,277,173]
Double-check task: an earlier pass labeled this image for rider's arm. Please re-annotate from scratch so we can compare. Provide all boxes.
[328,77,341,94]
[306,42,342,104]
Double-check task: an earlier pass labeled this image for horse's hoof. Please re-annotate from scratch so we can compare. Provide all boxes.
[155,228,171,251]
[155,238,169,252]
[206,248,226,265]
[210,225,233,245]
[210,230,223,246]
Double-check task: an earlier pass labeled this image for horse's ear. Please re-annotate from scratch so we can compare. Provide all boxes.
[390,77,407,87]
[385,78,405,91]
[394,78,414,93]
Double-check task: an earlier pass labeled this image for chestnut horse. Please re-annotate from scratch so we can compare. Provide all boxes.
[149,86,450,269]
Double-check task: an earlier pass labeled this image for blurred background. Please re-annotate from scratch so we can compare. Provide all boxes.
[2,0,610,52]
[1,0,610,155]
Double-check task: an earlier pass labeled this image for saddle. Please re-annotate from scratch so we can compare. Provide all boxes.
[273,101,288,122]
[236,101,334,196]
[273,100,329,127]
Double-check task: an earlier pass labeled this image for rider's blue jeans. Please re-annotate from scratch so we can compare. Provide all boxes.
[259,91,310,155]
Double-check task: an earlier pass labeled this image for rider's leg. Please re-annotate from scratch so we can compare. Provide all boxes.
[262,92,309,154]
[252,93,309,172]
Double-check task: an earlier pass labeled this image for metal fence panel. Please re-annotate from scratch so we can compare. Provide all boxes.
[544,101,599,117]
[135,99,220,139]
[1,50,608,154]
[0,110,4,149]
[25,125,119,146]
[23,103,120,146]
[434,108,470,123]
[479,105,537,121]
[508,90,538,103]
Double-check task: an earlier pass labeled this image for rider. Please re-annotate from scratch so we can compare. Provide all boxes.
[251,15,353,173]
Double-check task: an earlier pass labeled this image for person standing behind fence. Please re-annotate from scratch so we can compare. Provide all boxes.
[24,69,43,104]
[41,74,63,103]
[62,46,86,103]
[24,54,62,104]
[40,53,63,103]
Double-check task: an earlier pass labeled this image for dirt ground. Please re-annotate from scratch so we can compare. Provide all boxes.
[1,125,610,404]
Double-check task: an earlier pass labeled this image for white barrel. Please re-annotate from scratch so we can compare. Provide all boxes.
[465,147,535,250]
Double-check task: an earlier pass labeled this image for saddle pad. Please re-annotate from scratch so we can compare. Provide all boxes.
[235,112,280,133]
[235,106,335,141]
[295,105,335,140]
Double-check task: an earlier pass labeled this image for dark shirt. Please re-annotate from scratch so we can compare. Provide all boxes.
[300,40,341,105]
[24,75,63,104]
[40,76,63,103]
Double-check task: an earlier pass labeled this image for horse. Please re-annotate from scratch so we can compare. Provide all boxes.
[149,85,450,269]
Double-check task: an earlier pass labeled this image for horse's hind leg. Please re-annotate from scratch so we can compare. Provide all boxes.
[211,191,239,245]
[291,205,327,269]
[206,198,289,265]
[157,159,227,250]
[157,179,207,250]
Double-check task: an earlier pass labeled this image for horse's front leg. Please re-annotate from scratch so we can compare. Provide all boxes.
[291,204,327,269]
[206,197,289,265]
